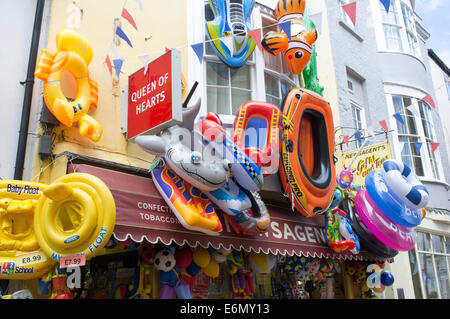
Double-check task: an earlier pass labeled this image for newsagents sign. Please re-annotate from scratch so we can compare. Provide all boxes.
[127,49,182,139]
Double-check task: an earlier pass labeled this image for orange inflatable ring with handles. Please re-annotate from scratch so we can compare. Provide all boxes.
[0,180,56,279]
[232,101,282,177]
[35,29,102,142]
[279,88,336,217]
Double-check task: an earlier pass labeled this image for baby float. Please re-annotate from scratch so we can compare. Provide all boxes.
[34,173,116,261]
[198,112,263,192]
[35,29,102,142]
[279,88,335,217]
[232,101,282,176]
[261,0,318,74]
[0,180,55,279]
[151,157,223,236]
[205,0,257,68]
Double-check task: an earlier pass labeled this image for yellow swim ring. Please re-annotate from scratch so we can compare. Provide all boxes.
[34,173,116,261]
[0,180,55,279]
[35,29,102,142]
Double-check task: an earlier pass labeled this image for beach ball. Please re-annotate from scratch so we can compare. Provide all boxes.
[249,252,277,274]
[203,259,220,278]
[380,270,395,287]
[175,246,193,269]
[193,247,211,268]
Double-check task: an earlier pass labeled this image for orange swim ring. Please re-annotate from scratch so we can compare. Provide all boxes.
[279,88,335,217]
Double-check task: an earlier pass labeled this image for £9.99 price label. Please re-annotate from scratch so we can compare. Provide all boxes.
[17,251,48,266]
[59,254,86,268]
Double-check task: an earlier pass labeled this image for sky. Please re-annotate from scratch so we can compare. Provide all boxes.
[414,0,450,66]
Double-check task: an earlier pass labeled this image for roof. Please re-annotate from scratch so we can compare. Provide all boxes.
[428,49,450,77]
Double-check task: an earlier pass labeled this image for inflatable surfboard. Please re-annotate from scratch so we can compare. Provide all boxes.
[151,157,223,236]
[232,101,282,177]
[279,88,335,217]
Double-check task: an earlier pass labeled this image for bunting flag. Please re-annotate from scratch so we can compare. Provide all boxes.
[138,54,150,74]
[105,55,113,76]
[393,112,405,125]
[380,0,391,13]
[116,26,133,48]
[414,142,423,154]
[432,142,440,153]
[248,28,263,51]
[191,42,204,63]
[110,43,124,60]
[344,135,349,148]
[379,119,388,133]
[397,141,405,154]
[121,8,138,31]
[406,102,419,118]
[342,1,357,26]
[423,94,435,108]
[279,21,292,40]
[113,58,123,78]
[309,11,323,34]
[354,131,362,144]
[133,0,143,11]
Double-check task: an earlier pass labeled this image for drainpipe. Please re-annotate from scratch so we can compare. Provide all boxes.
[14,0,45,180]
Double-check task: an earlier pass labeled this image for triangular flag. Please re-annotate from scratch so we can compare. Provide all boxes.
[191,42,204,63]
[342,2,357,26]
[380,0,391,13]
[111,43,124,60]
[344,135,349,148]
[354,131,362,144]
[406,102,419,118]
[414,142,423,154]
[248,28,263,51]
[379,120,388,133]
[116,26,133,48]
[133,0,143,11]
[121,8,138,31]
[138,54,150,74]
[221,35,234,54]
[279,21,292,40]
[105,55,112,76]
[309,11,323,34]
[393,112,405,125]
[432,142,440,153]
[423,94,435,108]
[113,59,123,78]
[397,141,405,154]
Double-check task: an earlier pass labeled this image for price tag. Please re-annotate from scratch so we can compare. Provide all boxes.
[59,254,86,268]
[17,251,47,266]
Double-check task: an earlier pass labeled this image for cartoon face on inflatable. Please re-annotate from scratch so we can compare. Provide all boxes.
[338,166,355,189]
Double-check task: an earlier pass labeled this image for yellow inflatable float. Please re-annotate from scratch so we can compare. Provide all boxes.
[35,29,102,142]
[34,173,116,261]
[0,180,55,279]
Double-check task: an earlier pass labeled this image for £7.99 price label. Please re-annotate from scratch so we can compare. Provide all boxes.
[59,254,86,268]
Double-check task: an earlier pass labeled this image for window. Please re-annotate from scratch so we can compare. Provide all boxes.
[446,78,450,100]
[410,232,450,299]
[351,102,363,147]
[392,95,424,176]
[401,3,418,56]
[264,72,295,108]
[339,0,355,27]
[380,0,403,52]
[418,101,440,180]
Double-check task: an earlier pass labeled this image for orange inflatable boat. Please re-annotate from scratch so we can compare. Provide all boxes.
[279,88,335,217]
[232,101,281,177]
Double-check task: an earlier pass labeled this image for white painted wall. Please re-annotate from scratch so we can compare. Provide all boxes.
[0,1,37,179]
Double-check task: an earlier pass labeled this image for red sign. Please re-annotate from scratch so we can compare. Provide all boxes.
[127,49,182,139]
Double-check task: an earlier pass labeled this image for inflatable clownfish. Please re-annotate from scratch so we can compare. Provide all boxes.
[261,0,317,75]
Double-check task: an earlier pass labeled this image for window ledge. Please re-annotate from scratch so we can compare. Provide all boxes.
[338,20,363,42]
[419,177,450,191]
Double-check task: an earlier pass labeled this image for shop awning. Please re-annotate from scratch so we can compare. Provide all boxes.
[68,164,378,261]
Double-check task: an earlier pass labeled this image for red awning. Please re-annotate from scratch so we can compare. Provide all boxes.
[68,164,378,261]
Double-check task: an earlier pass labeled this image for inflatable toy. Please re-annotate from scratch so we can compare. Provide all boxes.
[279,88,335,217]
[325,209,356,253]
[337,166,356,189]
[261,0,318,75]
[340,198,398,259]
[354,190,416,251]
[151,157,223,236]
[380,270,394,287]
[205,0,256,68]
[213,247,232,263]
[328,186,344,210]
[198,112,263,192]
[249,252,277,274]
[365,170,422,228]
[381,159,429,209]
[173,278,192,299]
[34,173,116,261]
[154,248,176,272]
[192,247,211,268]
[34,29,102,142]
[206,178,270,234]
[334,208,360,254]
[226,250,244,275]
[175,246,192,269]
[232,101,282,176]
[136,99,229,192]
[203,258,220,278]
[0,180,56,279]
